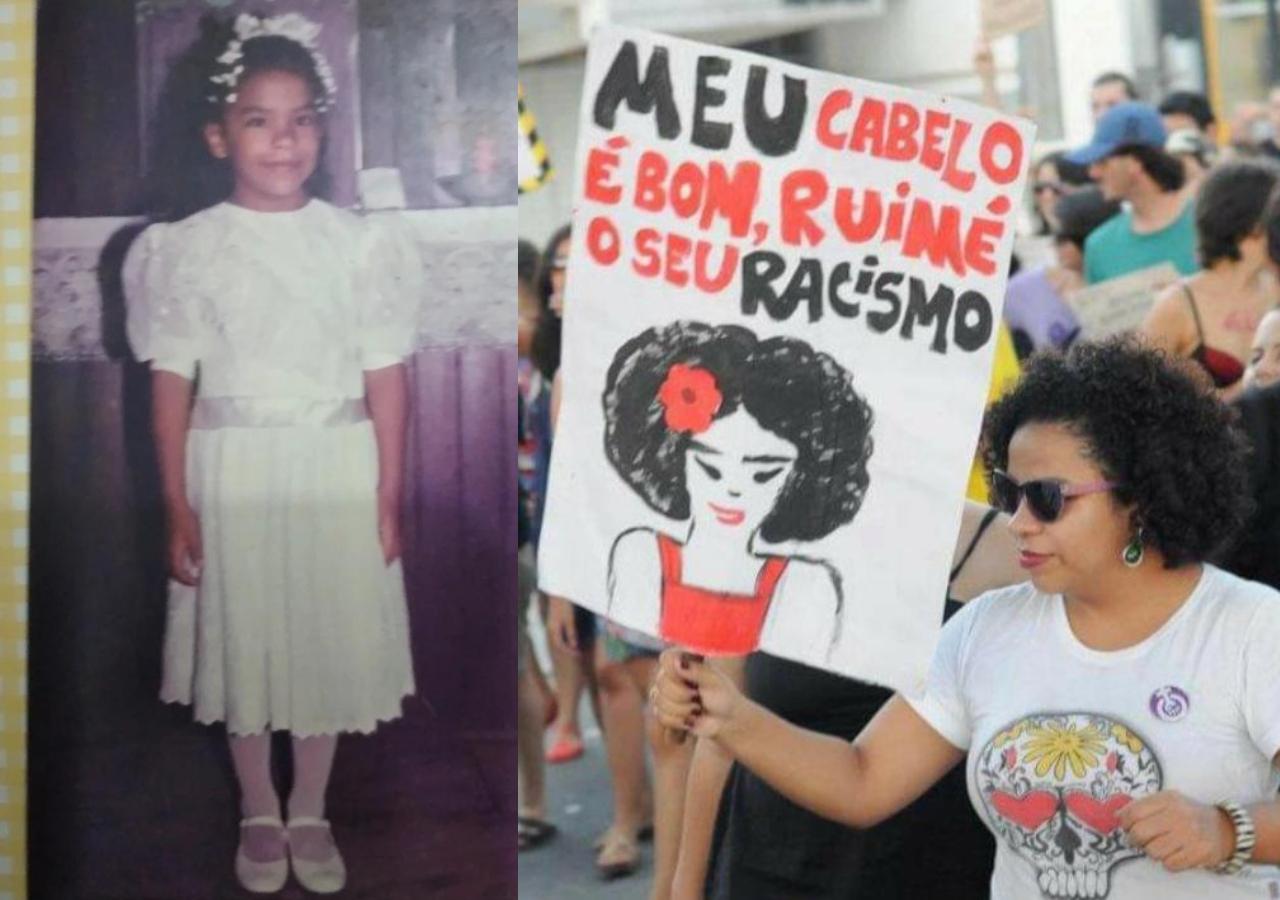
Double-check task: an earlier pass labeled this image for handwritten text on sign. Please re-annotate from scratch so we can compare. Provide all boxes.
[578,40,1026,355]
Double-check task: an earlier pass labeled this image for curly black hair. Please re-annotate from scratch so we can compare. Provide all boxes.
[1195,158,1280,267]
[603,321,874,543]
[982,337,1250,567]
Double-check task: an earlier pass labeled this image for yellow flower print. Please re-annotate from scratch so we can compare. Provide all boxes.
[1022,720,1108,780]
[1110,724,1144,754]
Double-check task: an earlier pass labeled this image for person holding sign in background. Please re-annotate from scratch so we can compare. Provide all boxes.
[1139,158,1280,398]
[655,337,1280,900]
[1003,186,1120,358]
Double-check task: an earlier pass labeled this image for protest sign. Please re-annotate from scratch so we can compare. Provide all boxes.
[537,27,1033,688]
[1065,263,1178,340]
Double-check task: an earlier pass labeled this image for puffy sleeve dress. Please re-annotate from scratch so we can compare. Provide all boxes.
[123,199,420,736]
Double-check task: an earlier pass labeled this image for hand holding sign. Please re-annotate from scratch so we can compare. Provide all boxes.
[653,649,735,742]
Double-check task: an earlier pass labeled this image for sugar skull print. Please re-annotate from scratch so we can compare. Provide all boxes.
[976,712,1164,899]
[602,321,874,660]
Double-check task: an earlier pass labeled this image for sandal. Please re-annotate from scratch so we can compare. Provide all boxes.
[593,822,653,850]
[595,827,640,880]
[517,816,558,852]
[546,732,584,764]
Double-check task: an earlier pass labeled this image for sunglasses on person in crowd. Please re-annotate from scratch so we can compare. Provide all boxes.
[990,470,1117,522]
[551,255,569,271]
[1033,180,1064,195]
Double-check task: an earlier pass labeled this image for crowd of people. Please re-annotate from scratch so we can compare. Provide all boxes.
[518,51,1280,900]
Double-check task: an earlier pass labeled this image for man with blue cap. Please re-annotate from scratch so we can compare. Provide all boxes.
[1065,101,1198,283]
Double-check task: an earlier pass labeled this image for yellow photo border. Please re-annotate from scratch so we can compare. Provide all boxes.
[0,2,30,898]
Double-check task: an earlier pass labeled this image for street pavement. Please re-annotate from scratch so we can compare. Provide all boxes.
[518,616,654,899]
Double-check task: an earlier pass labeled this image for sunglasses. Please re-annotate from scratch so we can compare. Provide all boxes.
[1033,181,1064,195]
[550,255,569,271]
[990,470,1117,523]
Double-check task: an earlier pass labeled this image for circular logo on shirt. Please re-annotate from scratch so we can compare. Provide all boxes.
[1148,686,1189,723]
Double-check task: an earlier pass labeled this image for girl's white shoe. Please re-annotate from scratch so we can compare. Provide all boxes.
[286,816,347,894]
[235,816,289,894]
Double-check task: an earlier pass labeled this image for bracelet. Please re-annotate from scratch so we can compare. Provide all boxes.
[1212,801,1256,875]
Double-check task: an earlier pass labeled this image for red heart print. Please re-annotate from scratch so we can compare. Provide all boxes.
[990,789,1058,831]
[1064,792,1131,834]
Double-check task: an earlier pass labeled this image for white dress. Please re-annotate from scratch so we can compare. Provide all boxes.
[123,199,420,736]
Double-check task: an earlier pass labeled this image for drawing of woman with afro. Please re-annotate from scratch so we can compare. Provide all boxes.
[603,321,875,660]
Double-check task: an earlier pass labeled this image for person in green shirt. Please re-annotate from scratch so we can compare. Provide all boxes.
[1064,102,1199,283]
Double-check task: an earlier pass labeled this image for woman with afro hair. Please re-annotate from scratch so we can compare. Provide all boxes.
[654,337,1280,899]
[603,321,874,662]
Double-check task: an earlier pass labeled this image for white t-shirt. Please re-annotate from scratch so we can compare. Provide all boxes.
[906,565,1280,899]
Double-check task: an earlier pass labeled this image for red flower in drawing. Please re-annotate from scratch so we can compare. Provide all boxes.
[658,364,722,434]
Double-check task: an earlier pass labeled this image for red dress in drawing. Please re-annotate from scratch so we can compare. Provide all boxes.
[656,533,788,655]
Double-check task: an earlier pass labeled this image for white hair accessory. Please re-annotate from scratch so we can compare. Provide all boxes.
[206,13,337,112]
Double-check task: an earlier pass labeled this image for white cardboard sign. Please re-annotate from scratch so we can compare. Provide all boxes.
[1066,263,1179,341]
[538,26,1034,689]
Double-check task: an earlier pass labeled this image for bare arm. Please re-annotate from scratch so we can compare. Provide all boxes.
[365,363,408,563]
[1138,285,1193,358]
[654,653,964,829]
[153,370,193,511]
[1250,779,1280,864]
[973,38,1002,111]
[152,369,201,585]
[671,656,747,898]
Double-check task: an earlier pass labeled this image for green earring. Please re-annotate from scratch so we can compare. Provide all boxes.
[1123,527,1145,568]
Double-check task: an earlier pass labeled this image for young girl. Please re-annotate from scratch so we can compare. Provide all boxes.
[123,14,418,894]
[603,320,875,661]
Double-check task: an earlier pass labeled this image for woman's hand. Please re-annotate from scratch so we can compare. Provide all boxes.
[546,595,579,653]
[377,485,402,564]
[1119,791,1236,871]
[651,649,744,740]
[167,503,203,586]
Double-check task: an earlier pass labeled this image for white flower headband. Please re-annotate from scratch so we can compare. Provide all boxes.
[207,13,337,113]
